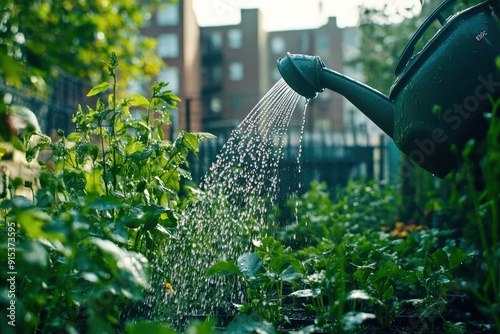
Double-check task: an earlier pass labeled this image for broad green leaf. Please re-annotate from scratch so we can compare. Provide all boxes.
[85,166,105,195]
[130,150,152,160]
[280,265,302,283]
[129,94,150,108]
[342,312,376,331]
[449,248,468,270]
[237,253,262,279]
[194,132,217,141]
[372,262,396,282]
[86,195,124,210]
[142,212,159,231]
[205,260,243,277]
[163,169,180,191]
[183,132,199,152]
[89,313,115,334]
[119,215,143,229]
[382,285,394,300]
[346,290,371,301]
[18,209,66,242]
[432,248,450,269]
[87,82,110,96]
[184,318,217,334]
[125,141,146,156]
[91,238,150,292]
[290,288,321,298]
[63,170,86,192]
[67,133,84,142]
[353,268,372,284]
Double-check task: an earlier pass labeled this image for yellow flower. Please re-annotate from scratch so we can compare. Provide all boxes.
[164,283,174,294]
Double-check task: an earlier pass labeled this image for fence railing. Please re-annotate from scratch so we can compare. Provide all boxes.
[190,130,387,199]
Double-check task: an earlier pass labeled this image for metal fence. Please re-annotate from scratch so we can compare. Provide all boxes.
[1,70,92,136]
[190,130,387,199]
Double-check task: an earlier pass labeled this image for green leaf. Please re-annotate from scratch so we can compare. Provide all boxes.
[382,285,394,299]
[91,238,150,293]
[87,82,110,97]
[372,262,395,282]
[183,132,199,152]
[237,253,263,279]
[125,141,146,156]
[185,318,217,334]
[205,260,243,277]
[142,212,159,231]
[119,215,143,229]
[67,133,84,142]
[85,166,105,195]
[86,195,124,210]
[63,170,87,192]
[194,132,217,141]
[449,248,468,270]
[280,265,302,283]
[18,209,66,242]
[130,150,152,160]
[342,312,376,331]
[346,290,372,301]
[290,288,321,298]
[129,94,150,108]
[432,248,450,269]
[126,321,177,334]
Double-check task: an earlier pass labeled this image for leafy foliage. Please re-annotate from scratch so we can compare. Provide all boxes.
[0,53,213,333]
[0,0,169,89]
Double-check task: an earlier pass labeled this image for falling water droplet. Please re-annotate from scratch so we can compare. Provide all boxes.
[134,79,310,329]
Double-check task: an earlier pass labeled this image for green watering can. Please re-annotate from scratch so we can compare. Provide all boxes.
[277,0,500,177]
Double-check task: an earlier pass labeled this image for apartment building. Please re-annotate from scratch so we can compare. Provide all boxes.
[267,17,344,132]
[141,0,345,137]
[140,0,202,134]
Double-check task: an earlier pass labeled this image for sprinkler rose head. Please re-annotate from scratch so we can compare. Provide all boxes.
[277,53,325,99]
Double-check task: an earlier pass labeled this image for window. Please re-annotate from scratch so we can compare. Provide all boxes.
[228,62,244,81]
[227,29,243,49]
[157,4,179,26]
[210,65,222,82]
[271,37,286,54]
[157,33,179,58]
[210,97,222,113]
[157,67,179,95]
[210,31,223,49]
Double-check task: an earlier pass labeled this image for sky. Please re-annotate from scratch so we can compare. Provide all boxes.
[193,0,421,31]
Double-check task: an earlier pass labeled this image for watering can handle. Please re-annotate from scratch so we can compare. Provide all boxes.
[395,0,500,75]
[395,0,458,75]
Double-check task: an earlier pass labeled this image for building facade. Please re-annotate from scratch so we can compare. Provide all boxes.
[140,0,202,135]
[141,0,346,137]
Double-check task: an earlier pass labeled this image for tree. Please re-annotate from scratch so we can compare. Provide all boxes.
[0,0,172,90]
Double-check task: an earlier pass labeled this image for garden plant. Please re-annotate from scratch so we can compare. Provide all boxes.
[0,53,213,334]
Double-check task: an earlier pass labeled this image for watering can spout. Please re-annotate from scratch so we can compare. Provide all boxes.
[277,53,394,138]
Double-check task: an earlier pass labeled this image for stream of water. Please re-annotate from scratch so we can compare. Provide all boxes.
[137,79,308,328]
